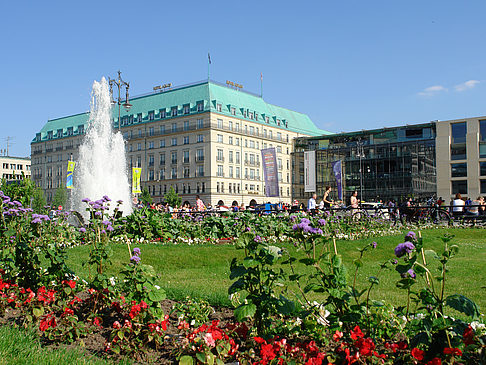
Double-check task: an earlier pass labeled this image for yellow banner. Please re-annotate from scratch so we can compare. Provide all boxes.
[66,161,75,189]
[132,167,142,194]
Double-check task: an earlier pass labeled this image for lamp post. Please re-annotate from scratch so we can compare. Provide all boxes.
[356,139,365,204]
[109,71,132,131]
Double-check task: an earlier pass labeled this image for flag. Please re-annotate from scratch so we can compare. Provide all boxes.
[132,167,142,194]
[208,53,211,64]
[331,160,343,200]
[66,161,75,189]
[260,72,263,81]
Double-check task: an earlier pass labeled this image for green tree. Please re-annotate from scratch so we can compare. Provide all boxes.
[140,187,153,206]
[52,185,68,209]
[164,186,181,208]
[32,187,47,213]
[0,175,36,207]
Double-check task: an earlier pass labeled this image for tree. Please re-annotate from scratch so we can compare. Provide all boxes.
[164,186,181,208]
[32,187,47,213]
[140,187,153,206]
[52,185,68,209]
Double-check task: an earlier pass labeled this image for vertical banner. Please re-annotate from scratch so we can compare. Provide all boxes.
[261,147,279,197]
[304,151,316,192]
[332,160,343,200]
[66,161,75,189]
[132,167,142,194]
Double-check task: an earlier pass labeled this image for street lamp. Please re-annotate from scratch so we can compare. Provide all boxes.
[109,71,132,131]
[356,139,365,204]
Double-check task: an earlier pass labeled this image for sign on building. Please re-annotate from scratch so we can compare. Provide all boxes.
[304,151,316,192]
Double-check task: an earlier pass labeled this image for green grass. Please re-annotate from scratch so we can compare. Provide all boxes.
[66,228,486,311]
[0,326,130,365]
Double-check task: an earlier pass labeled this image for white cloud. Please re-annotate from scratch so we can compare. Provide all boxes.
[454,80,480,92]
[418,85,447,97]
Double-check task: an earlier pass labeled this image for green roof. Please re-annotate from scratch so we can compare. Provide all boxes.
[32,80,328,143]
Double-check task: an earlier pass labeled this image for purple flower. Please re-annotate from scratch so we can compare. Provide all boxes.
[254,235,262,242]
[290,215,297,222]
[117,200,123,204]
[31,218,42,224]
[372,241,377,249]
[405,231,416,242]
[94,211,102,217]
[302,225,313,233]
[79,227,86,233]
[133,247,141,256]
[407,268,416,278]
[130,255,141,263]
[300,218,311,225]
[103,195,111,202]
[82,198,90,203]
[394,242,415,258]
[245,227,251,232]
[100,229,106,234]
[12,201,22,207]
[318,219,326,226]
[93,204,101,210]
[392,259,398,265]
[102,220,111,226]
[106,225,114,232]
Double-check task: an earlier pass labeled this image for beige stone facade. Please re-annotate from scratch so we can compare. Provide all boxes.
[0,156,31,182]
[436,116,486,201]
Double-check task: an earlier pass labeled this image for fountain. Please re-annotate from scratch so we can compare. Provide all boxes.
[71,77,133,217]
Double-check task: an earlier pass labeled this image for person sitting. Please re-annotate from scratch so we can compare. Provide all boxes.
[349,190,359,209]
[452,193,465,217]
[466,197,482,216]
[308,193,317,211]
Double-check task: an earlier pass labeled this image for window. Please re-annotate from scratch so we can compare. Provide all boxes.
[217,134,223,143]
[197,165,204,177]
[149,111,154,120]
[236,167,240,178]
[451,144,466,160]
[481,180,486,194]
[183,136,189,144]
[148,141,154,149]
[235,138,239,146]
[480,120,486,158]
[229,151,233,163]
[160,125,166,134]
[171,107,178,117]
[148,155,154,167]
[197,134,204,143]
[171,137,177,146]
[183,150,190,163]
[278,158,283,170]
[197,101,204,112]
[159,109,166,118]
[269,130,273,139]
[451,180,467,195]
[228,121,233,130]
[184,167,190,178]
[235,123,239,132]
[217,165,224,177]
[197,118,204,129]
[67,127,73,136]
[276,146,282,153]
[451,163,467,177]
[249,140,255,148]
[249,126,255,135]
[277,132,282,141]
[217,182,220,193]
[231,107,236,115]
[47,131,53,139]
[196,149,204,161]
[137,143,141,151]
[171,167,177,179]
[171,151,177,164]
[184,120,189,131]
[216,103,222,112]
[264,129,267,138]
[183,104,190,114]
[171,123,177,133]
[159,153,166,165]
[236,151,240,164]
[137,156,141,167]
[138,129,142,137]
[217,119,223,129]
[229,166,233,178]
[160,139,165,148]
[148,127,154,136]
[229,136,233,145]
[451,122,466,144]
[78,125,84,134]
[217,149,224,161]
[250,169,255,179]
[480,162,486,176]
[57,129,63,137]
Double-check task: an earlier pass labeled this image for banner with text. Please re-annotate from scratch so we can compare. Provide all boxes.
[66,161,75,189]
[304,151,316,192]
[132,167,142,194]
[332,160,343,200]
[261,147,279,197]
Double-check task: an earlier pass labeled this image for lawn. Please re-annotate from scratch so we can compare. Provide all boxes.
[66,227,486,311]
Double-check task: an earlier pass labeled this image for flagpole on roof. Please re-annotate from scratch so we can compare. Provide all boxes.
[207,52,211,81]
[260,72,263,98]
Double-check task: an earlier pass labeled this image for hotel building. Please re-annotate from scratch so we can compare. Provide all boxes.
[31,80,325,205]
[0,156,31,182]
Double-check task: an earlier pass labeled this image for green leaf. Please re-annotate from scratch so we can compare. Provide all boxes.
[179,355,194,365]
[195,353,206,363]
[242,258,259,268]
[368,276,379,285]
[32,307,44,318]
[228,278,245,294]
[148,288,166,302]
[353,259,363,268]
[234,303,256,322]
[299,258,316,266]
[229,265,247,279]
[445,294,480,320]
[425,249,440,261]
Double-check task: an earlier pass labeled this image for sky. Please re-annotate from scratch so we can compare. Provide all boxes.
[1,0,486,157]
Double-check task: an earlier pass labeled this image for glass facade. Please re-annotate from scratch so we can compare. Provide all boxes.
[450,122,467,160]
[293,123,436,203]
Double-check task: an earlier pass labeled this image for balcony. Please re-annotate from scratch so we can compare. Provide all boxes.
[195,156,204,162]
[216,156,224,162]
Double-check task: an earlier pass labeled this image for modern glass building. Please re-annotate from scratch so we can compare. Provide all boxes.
[292,123,437,203]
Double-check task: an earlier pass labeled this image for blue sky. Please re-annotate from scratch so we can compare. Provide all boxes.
[2,0,486,156]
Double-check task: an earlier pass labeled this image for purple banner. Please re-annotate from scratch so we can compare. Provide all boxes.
[261,147,279,197]
[332,160,343,200]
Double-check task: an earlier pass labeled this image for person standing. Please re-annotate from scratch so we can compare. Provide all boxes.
[349,190,359,209]
[322,186,334,209]
[308,193,317,211]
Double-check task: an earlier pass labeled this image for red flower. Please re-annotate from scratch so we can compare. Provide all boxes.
[333,330,343,341]
[93,317,102,327]
[355,338,375,357]
[411,348,425,361]
[463,325,475,345]
[63,307,74,317]
[426,358,442,365]
[350,325,364,340]
[140,300,148,309]
[443,347,462,356]
[260,343,276,363]
[129,304,141,318]
[39,314,57,331]
[62,280,76,289]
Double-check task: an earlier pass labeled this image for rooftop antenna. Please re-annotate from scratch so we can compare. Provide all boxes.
[5,136,13,156]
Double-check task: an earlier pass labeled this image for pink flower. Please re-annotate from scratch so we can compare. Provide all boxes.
[113,321,121,329]
[204,332,216,347]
